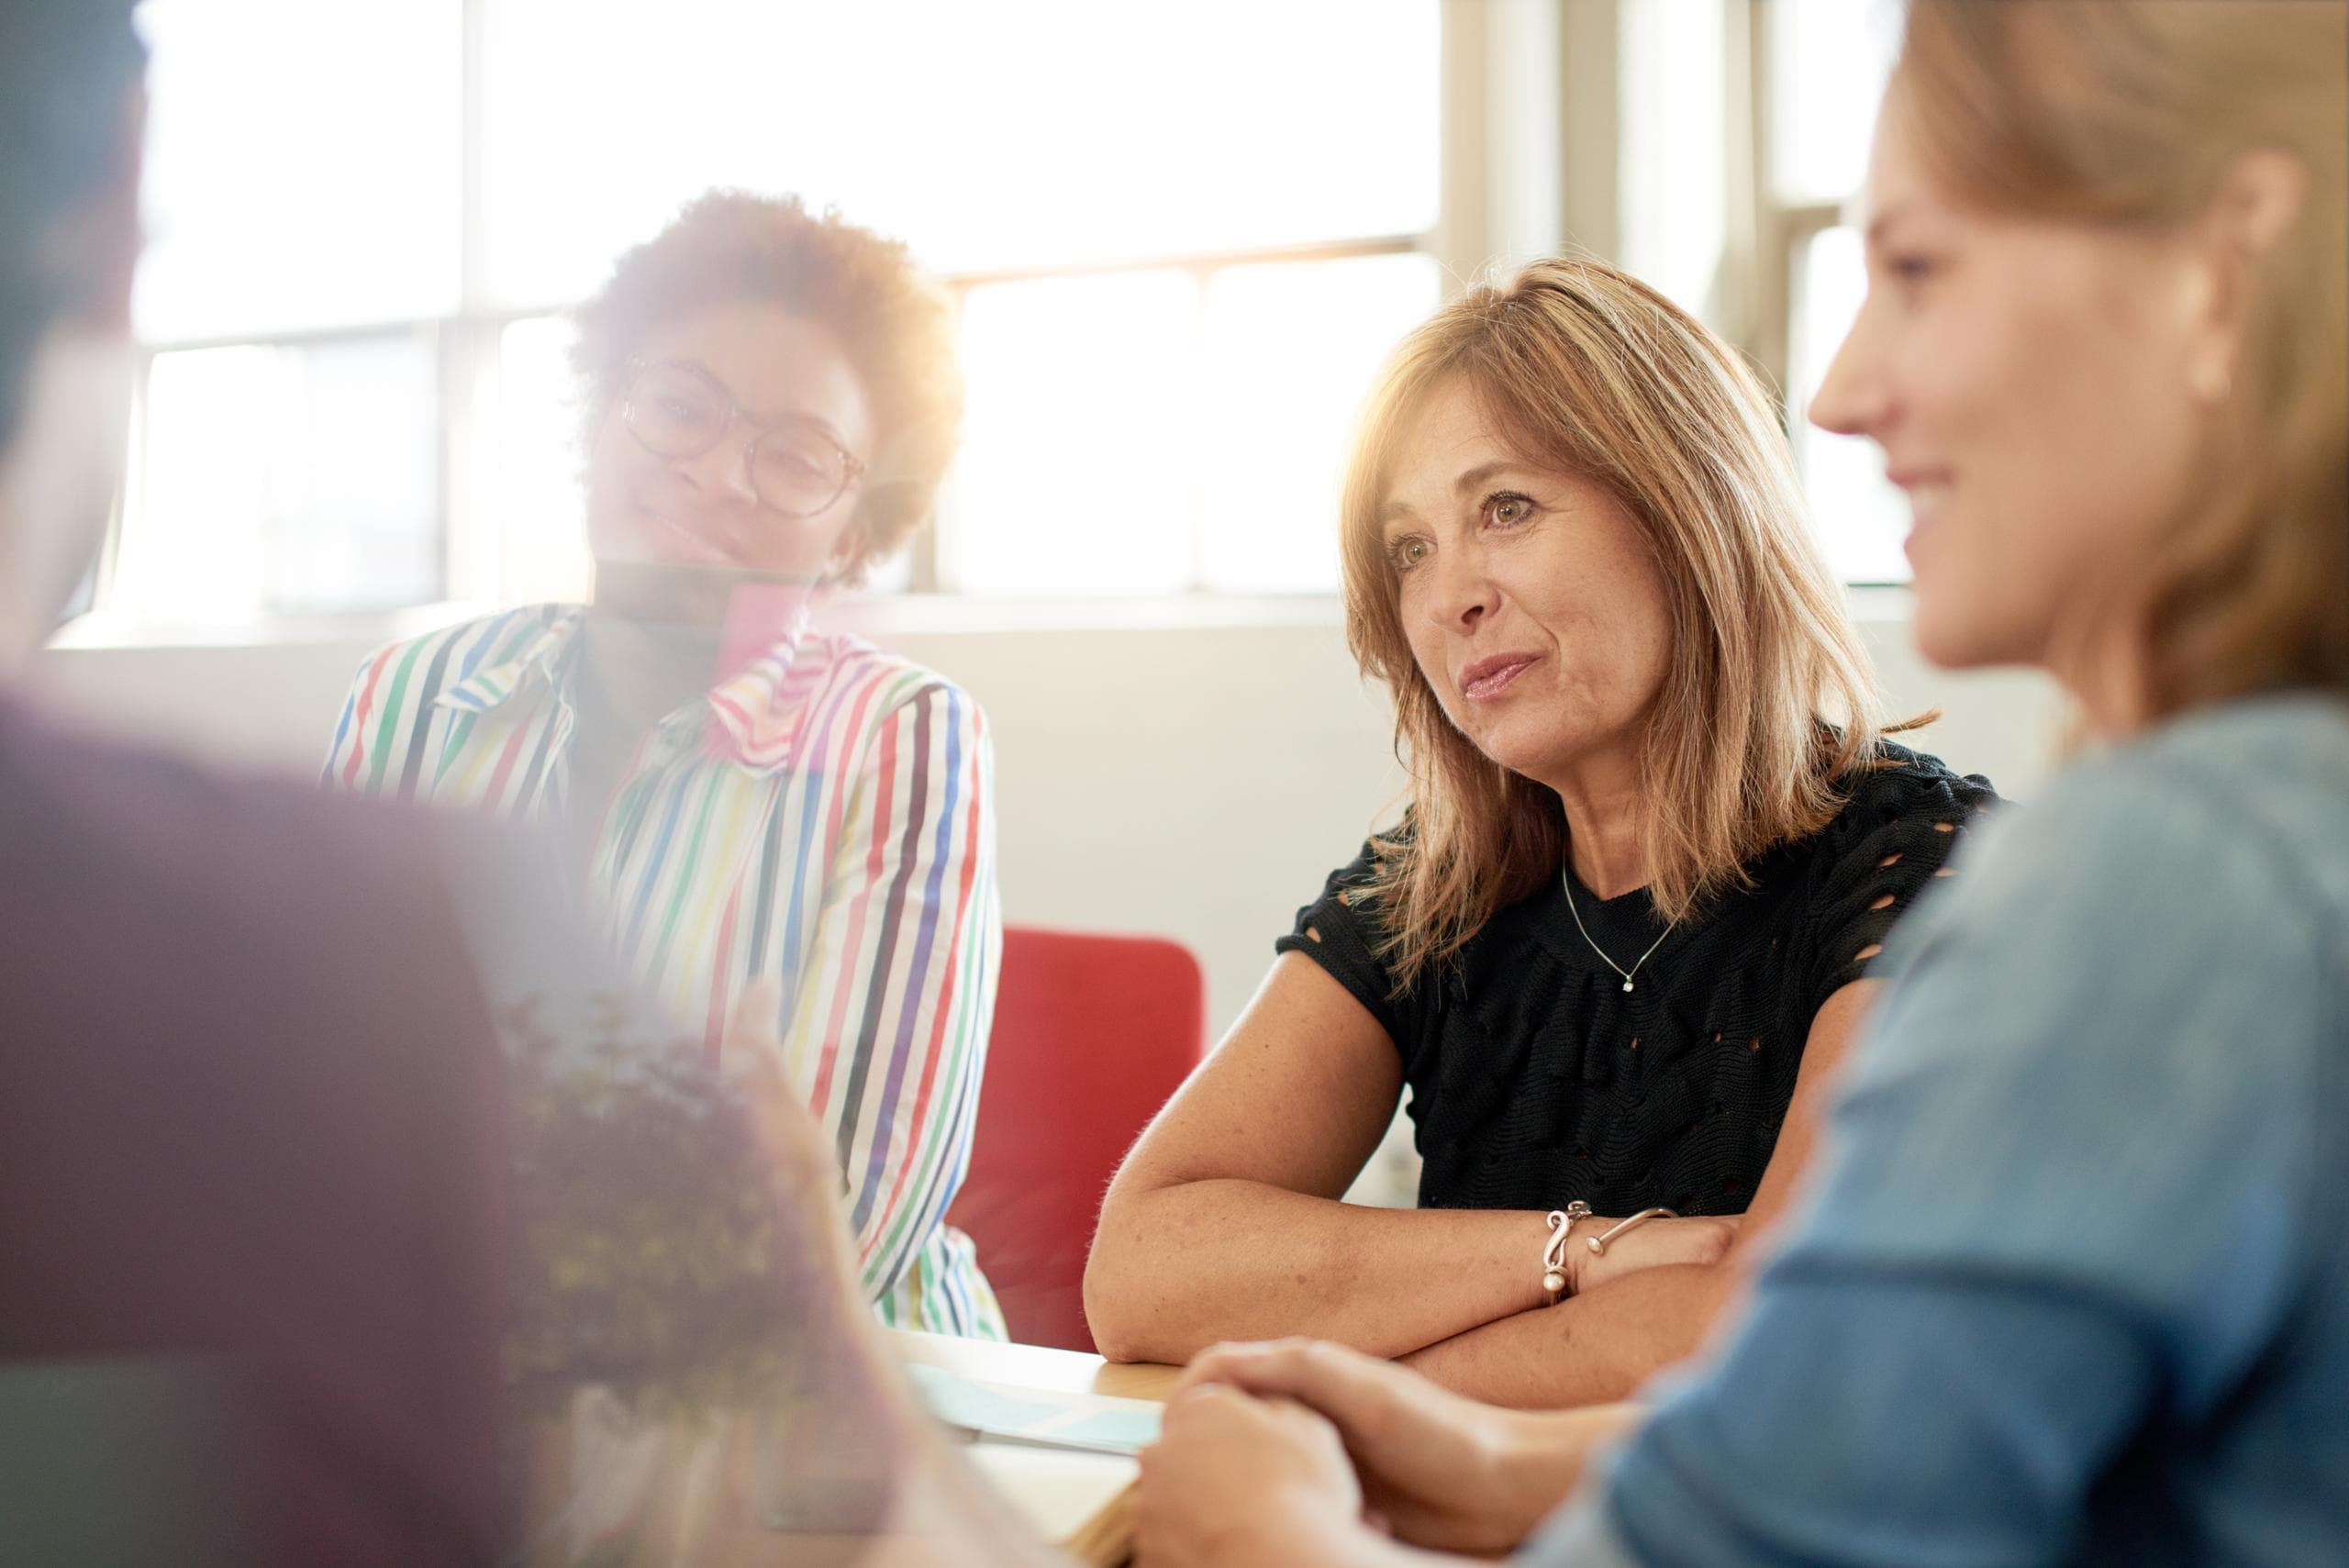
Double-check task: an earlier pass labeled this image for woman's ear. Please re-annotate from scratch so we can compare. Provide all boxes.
[2213,148,2311,260]
[2188,152,2301,333]
[820,527,856,580]
[2181,148,2310,396]
[822,504,885,587]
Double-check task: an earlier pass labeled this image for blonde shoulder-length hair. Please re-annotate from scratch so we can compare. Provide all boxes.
[1897,0,2348,718]
[1341,256,1889,989]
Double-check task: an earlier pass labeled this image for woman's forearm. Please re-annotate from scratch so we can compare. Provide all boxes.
[1085,1179,1553,1363]
[1401,1261,1740,1408]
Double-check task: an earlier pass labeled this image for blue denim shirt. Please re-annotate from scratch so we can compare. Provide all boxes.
[1527,694,2349,1568]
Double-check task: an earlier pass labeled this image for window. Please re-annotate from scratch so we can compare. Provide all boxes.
[120,336,441,618]
[1762,0,1908,584]
[115,0,1442,622]
[1615,0,1909,584]
[1617,0,1729,323]
[125,0,462,621]
[951,253,1439,596]
[134,1,463,341]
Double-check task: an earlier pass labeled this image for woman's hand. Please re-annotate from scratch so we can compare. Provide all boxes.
[1174,1338,1627,1555]
[1133,1385,1372,1568]
[1570,1214,1741,1297]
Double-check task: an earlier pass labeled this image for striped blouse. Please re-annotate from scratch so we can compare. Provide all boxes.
[323,603,1005,1338]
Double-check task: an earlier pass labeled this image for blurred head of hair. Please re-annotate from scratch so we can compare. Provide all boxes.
[0,0,144,662]
[1338,255,1886,986]
[1897,0,2348,711]
[0,0,143,450]
[570,191,963,585]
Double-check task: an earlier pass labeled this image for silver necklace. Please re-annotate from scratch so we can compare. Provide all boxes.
[1561,865,1677,994]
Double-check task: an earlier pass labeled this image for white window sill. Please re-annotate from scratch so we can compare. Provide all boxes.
[45,602,506,653]
[1842,583,1918,627]
[45,584,1915,652]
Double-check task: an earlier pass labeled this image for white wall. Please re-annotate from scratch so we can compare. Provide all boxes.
[32,595,2060,1206]
[32,593,2061,1045]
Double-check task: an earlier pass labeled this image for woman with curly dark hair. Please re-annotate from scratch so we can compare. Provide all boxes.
[326,192,1005,1340]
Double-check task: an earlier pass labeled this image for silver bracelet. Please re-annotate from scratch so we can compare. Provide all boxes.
[1585,1207,1678,1256]
[1542,1202,1592,1302]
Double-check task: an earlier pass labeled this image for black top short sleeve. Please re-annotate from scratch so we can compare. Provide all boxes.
[1269,743,1998,1219]
[1275,839,1411,1043]
[1793,753,1997,1021]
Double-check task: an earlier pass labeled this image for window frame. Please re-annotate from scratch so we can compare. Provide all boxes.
[1735,0,1909,588]
[99,0,1909,632]
[105,0,1455,623]
[1739,0,1865,411]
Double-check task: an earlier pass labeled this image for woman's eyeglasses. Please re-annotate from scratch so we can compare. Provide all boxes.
[620,359,864,519]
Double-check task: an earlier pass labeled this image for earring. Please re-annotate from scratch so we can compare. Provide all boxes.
[2192,357,2233,405]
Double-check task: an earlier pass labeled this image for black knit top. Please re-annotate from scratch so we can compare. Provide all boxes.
[1276,744,1998,1218]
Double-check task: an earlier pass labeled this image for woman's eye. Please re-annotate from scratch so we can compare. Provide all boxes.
[1484,492,1535,527]
[1388,537,1431,573]
[1886,253,1937,285]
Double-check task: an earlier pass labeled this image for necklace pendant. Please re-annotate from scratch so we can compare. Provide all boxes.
[1622,978,1635,993]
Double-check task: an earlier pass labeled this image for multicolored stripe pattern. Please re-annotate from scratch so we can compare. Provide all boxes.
[324,604,1005,1338]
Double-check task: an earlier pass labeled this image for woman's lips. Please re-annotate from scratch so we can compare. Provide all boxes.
[1887,469,1954,551]
[1459,652,1540,702]
[643,507,741,567]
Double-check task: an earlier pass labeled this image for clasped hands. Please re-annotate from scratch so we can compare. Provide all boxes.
[1130,1207,1736,1568]
[1133,1337,1639,1568]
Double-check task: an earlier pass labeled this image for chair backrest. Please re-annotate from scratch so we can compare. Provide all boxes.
[946,926,1208,1351]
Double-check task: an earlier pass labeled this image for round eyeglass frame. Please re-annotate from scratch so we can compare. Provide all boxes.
[618,357,866,519]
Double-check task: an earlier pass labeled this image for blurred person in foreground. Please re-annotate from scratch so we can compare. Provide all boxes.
[0,6,1044,1563]
[1131,1,2349,1564]
[325,193,1005,1340]
[1087,247,1997,1404]
[0,4,509,1560]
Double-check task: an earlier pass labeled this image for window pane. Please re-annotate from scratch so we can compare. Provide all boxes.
[123,337,440,620]
[1788,227,1909,584]
[949,271,1198,595]
[476,0,1440,306]
[135,0,462,340]
[1198,253,1440,594]
[481,317,594,604]
[1768,0,1903,204]
[1620,0,1727,322]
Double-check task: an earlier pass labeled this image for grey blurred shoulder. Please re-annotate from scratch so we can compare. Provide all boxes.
[2011,693,2349,935]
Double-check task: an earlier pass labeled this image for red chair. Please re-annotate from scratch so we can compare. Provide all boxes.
[946,926,1208,1351]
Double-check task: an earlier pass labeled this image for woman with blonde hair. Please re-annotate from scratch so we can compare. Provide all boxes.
[1086,251,1994,1405]
[1133,1,2349,1563]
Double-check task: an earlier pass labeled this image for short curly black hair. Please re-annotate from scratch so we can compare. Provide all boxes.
[572,191,963,582]
[0,0,144,451]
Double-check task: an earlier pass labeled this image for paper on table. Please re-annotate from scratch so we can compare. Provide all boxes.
[905,1362,1163,1455]
[964,1443,1139,1547]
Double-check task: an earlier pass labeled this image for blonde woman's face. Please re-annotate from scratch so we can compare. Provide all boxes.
[1809,86,2217,676]
[1378,377,1674,790]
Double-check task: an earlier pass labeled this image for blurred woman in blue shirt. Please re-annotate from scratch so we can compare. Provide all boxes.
[1130,4,2349,1565]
